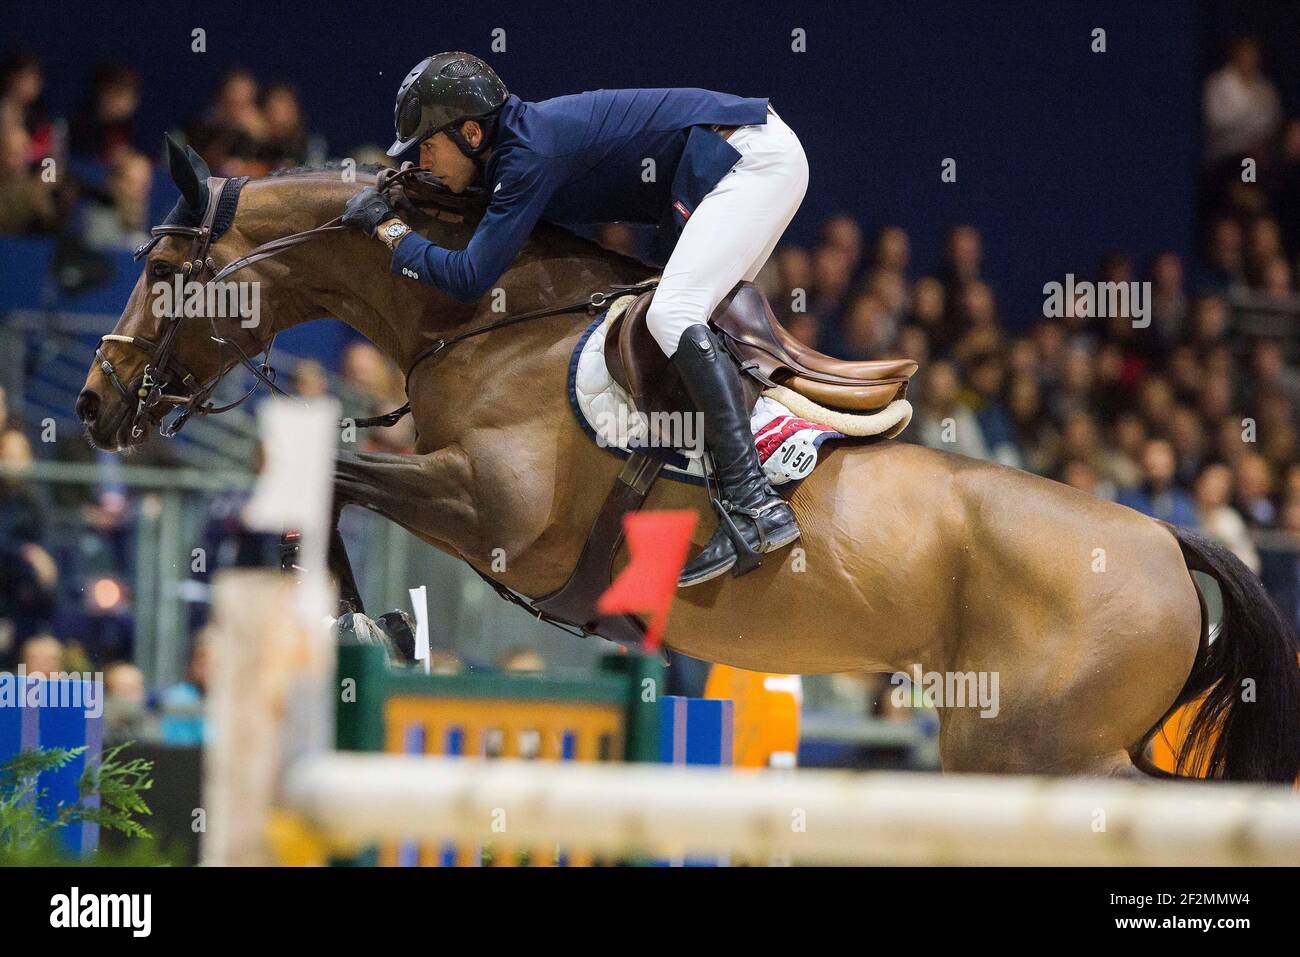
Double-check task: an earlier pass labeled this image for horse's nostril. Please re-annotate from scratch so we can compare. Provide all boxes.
[76,389,100,424]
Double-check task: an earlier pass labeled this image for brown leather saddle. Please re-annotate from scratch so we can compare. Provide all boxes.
[605,281,916,420]
[525,280,916,648]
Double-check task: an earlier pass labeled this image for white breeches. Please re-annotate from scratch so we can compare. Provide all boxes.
[646,110,810,357]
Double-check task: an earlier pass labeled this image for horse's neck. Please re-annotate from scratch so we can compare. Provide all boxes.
[274,206,649,383]
[239,171,653,398]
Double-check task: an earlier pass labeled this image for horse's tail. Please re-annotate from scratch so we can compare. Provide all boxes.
[1155,523,1300,783]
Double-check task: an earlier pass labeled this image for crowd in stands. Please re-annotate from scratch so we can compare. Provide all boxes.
[1,35,1298,738]
[0,52,322,250]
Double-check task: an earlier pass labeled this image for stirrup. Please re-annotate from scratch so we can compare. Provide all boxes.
[711,497,765,576]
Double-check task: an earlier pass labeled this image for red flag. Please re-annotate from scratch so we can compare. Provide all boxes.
[597,510,698,651]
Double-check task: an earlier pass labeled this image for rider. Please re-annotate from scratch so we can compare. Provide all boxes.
[342,51,809,587]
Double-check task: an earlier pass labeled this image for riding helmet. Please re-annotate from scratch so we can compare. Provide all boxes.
[388,52,508,157]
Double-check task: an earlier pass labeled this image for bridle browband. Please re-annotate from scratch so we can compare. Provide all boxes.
[99,166,659,442]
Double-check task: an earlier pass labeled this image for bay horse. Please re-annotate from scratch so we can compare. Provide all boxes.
[78,148,1300,782]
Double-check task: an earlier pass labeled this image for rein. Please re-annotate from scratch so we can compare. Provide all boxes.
[397,280,659,399]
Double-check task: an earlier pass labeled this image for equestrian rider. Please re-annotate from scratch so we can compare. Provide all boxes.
[342,52,809,587]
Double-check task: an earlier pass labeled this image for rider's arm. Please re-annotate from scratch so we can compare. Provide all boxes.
[389,162,554,304]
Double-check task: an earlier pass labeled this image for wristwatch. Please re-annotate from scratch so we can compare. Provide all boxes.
[379,219,411,251]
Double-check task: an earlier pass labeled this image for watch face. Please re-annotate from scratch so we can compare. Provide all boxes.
[385,223,406,239]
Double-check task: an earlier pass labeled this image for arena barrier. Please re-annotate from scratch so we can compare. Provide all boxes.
[333,643,730,865]
[0,672,104,858]
[203,566,1300,867]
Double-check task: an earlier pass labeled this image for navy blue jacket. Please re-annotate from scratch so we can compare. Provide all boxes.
[390,88,769,302]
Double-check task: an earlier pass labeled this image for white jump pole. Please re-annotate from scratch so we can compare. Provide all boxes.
[284,753,1300,866]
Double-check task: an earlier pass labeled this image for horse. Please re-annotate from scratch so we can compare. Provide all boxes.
[78,143,1300,782]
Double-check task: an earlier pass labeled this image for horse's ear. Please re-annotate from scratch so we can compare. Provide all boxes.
[184,144,211,181]
[165,134,209,212]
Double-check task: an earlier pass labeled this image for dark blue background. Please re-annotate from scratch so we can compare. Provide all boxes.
[7,0,1203,325]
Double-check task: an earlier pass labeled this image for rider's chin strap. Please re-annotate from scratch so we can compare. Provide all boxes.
[442,111,499,173]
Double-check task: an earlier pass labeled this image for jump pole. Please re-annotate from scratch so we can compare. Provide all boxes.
[282,752,1300,866]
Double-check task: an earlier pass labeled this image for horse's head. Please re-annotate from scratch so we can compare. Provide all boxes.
[78,138,489,452]
[77,137,305,451]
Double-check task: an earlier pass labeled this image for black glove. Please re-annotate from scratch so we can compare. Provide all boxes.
[342,187,397,237]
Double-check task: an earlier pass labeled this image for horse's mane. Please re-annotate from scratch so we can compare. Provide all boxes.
[268,161,390,178]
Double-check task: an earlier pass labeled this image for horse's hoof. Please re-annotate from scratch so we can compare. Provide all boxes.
[334,611,402,666]
[375,610,418,663]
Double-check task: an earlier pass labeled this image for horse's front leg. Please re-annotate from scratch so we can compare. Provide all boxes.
[331,445,483,569]
[327,519,364,613]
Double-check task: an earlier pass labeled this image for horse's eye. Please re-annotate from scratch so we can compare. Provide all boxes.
[150,261,175,279]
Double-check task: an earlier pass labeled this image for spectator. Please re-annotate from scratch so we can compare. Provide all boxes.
[0,426,56,660]
[1194,463,1260,572]
[293,359,330,398]
[1059,457,1101,497]
[1201,219,1245,290]
[186,68,266,176]
[871,224,909,275]
[160,632,208,745]
[911,360,990,461]
[1168,405,1209,487]
[965,351,1022,468]
[907,276,946,347]
[339,342,416,452]
[1004,371,1057,474]
[500,646,545,673]
[1116,438,1199,526]
[0,123,56,234]
[1057,410,1115,499]
[1149,251,1188,342]
[102,661,154,744]
[1259,255,1292,300]
[1203,35,1281,167]
[0,52,53,162]
[1253,338,1300,429]
[1102,412,1146,491]
[1273,120,1300,257]
[831,291,893,359]
[1234,452,1277,528]
[17,633,64,677]
[79,149,152,250]
[257,82,309,169]
[808,243,855,330]
[68,62,141,163]
[939,224,982,289]
[820,214,863,277]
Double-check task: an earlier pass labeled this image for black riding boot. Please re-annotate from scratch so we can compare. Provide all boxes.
[672,323,801,587]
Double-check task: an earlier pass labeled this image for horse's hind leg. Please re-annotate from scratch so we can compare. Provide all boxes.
[937,612,1199,777]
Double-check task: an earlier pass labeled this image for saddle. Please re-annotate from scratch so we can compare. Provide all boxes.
[527,281,916,648]
[605,281,916,419]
